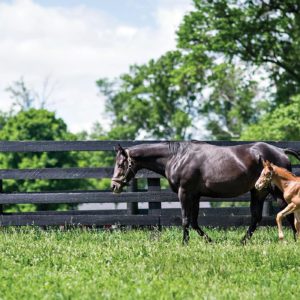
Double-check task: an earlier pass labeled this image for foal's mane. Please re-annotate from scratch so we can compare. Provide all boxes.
[274,165,297,179]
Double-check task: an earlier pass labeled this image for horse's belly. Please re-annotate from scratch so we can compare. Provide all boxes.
[202,178,254,198]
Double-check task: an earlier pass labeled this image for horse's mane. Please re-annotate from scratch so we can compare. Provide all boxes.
[167,140,207,155]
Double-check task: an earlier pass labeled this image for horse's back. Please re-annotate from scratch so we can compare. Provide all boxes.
[167,142,290,197]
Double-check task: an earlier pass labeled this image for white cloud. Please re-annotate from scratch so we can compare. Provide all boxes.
[0,0,192,133]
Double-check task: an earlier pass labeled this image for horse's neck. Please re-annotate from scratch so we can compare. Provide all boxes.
[129,144,171,176]
[272,167,295,191]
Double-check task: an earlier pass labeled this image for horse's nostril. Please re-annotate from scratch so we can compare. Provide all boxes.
[111,183,117,191]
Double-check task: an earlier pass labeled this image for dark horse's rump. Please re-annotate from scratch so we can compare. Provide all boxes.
[111,141,300,243]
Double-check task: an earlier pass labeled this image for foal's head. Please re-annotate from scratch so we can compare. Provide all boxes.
[255,160,274,191]
[111,144,136,194]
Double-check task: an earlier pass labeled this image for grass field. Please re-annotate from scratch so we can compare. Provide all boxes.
[0,226,299,300]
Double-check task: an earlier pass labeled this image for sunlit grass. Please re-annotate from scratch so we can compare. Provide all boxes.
[0,227,299,299]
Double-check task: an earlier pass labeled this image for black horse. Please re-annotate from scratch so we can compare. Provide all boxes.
[111,141,300,244]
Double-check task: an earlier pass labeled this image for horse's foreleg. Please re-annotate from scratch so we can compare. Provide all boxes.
[241,189,267,244]
[178,187,192,245]
[191,198,213,243]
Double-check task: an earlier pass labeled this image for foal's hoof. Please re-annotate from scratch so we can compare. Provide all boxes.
[279,238,287,244]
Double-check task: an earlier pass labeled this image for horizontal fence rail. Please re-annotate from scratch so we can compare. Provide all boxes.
[0,140,300,152]
[0,168,161,180]
[0,191,254,204]
[0,140,299,227]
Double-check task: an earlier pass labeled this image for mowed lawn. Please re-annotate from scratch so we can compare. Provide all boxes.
[0,227,299,300]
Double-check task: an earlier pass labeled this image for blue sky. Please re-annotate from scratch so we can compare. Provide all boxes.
[0,0,192,133]
[35,0,161,26]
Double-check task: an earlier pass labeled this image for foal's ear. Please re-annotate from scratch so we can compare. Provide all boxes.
[265,160,274,170]
[262,159,267,167]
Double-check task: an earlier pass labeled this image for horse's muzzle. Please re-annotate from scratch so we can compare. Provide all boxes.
[111,180,123,194]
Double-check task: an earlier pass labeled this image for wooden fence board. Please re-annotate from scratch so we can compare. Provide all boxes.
[0,207,251,216]
[0,191,255,204]
[0,140,300,152]
[0,165,298,180]
[0,168,160,179]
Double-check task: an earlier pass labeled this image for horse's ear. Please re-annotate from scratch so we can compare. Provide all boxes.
[261,158,266,167]
[117,144,128,158]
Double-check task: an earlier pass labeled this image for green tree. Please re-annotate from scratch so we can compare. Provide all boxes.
[201,63,261,140]
[98,51,198,140]
[240,94,300,140]
[98,0,289,140]
[177,0,300,105]
[98,49,258,140]
[0,109,87,211]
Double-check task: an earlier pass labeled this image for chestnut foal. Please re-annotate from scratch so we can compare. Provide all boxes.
[255,160,300,241]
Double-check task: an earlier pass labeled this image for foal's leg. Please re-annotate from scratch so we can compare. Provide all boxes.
[276,202,297,241]
[276,195,297,240]
[294,212,300,240]
[178,187,192,245]
[190,198,213,243]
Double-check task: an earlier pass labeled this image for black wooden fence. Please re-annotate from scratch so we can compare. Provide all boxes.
[0,140,299,228]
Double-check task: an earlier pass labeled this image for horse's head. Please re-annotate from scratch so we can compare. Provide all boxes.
[255,160,274,190]
[111,144,136,194]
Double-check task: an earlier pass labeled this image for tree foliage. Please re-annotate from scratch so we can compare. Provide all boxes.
[0,109,86,211]
[96,0,300,140]
[98,51,199,140]
[98,52,259,140]
[240,94,300,140]
[177,0,300,104]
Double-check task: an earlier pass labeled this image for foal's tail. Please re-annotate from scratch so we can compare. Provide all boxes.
[284,148,300,161]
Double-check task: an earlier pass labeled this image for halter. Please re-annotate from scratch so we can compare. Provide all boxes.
[112,150,136,185]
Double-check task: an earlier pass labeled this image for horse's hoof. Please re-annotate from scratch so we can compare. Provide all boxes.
[205,237,213,243]
[240,237,248,246]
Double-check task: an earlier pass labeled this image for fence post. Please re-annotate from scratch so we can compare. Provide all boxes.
[147,178,161,215]
[127,178,138,215]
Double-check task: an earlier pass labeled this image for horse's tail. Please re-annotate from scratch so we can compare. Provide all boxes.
[284,148,300,161]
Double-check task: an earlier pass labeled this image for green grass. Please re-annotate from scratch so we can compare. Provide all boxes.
[0,227,299,300]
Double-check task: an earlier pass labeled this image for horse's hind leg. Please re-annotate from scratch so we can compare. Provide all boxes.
[241,188,268,244]
[191,198,213,242]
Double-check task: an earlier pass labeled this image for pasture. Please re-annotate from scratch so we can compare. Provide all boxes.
[0,227,299,300]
